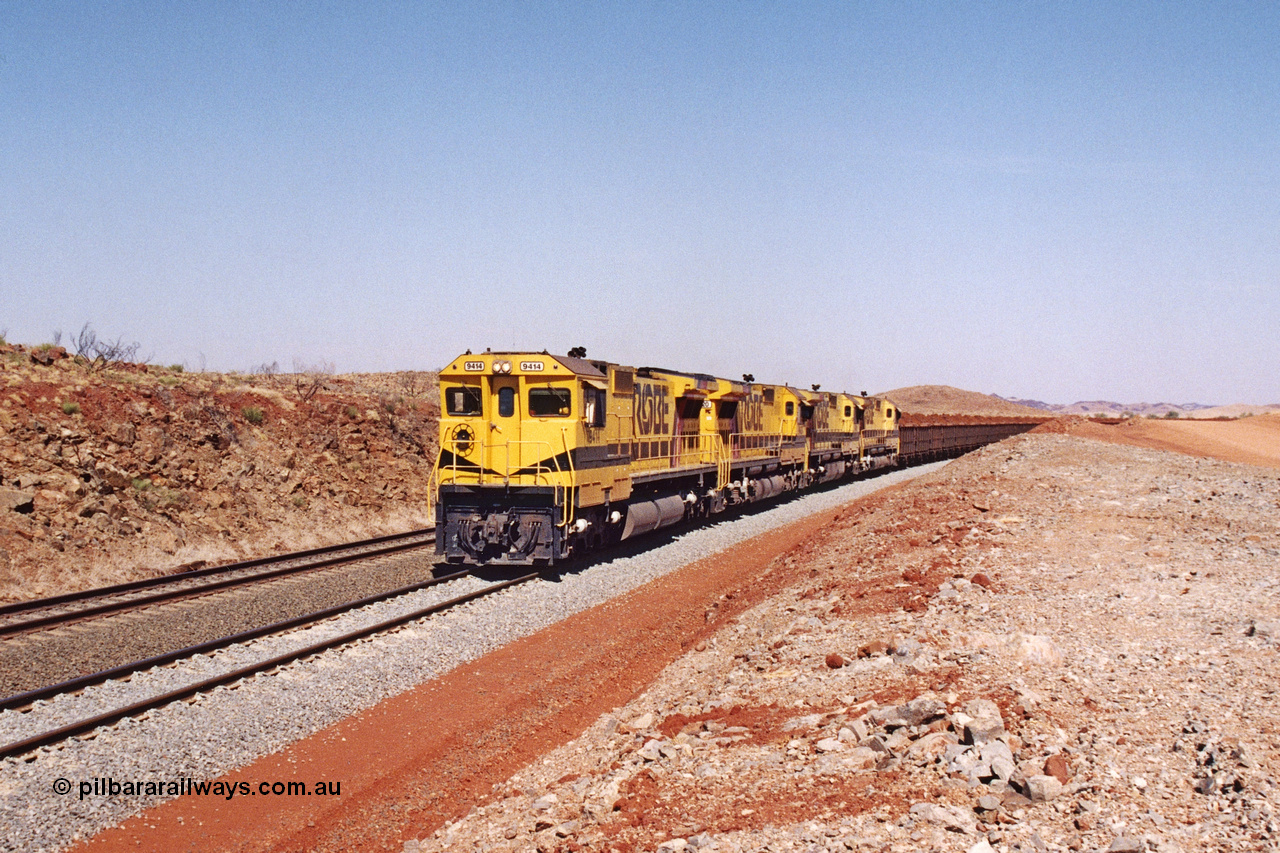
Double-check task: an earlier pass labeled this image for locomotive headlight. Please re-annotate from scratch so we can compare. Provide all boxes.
[495,361,512,374]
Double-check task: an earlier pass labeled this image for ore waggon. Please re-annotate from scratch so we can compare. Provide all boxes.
[432,351,1028,565]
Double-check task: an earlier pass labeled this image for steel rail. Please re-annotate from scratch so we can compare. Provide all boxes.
[0,526,436,619]
[0,568,470,713]
[0,571,540,760]
[0,531,437,638]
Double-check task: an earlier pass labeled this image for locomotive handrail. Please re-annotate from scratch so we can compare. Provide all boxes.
[493,438,567,489]
[715,438,730,489]
[559,426,574,528]
[671,432,721,469]
[728,432,786,461]
[435,437,570,491]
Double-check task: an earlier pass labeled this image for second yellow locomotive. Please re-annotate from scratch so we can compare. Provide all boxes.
[434,351,899,565]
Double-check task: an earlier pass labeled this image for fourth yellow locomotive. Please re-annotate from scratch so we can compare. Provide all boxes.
[433,350,901,565]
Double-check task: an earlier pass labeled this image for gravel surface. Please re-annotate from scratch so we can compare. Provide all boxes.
[405,434,1280,853]
[0,464,941,853]
[0,544,441,697]
[0,530,433,632]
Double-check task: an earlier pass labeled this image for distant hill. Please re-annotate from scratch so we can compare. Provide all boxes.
[1180,403,1280,419]
[879,386,1049,417]
[996,397,1280,419]
[874,386,1277,420]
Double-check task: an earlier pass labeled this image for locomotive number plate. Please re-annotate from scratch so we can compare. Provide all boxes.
[520,361,545,371]
[463,361,485,371]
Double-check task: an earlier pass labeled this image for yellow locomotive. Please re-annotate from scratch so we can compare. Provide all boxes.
[433,351,900,565]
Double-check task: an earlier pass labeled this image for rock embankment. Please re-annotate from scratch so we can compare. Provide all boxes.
[0,343,437,600]
[406,434,1279,853]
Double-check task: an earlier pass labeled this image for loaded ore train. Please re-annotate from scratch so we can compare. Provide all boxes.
[432,351,1037,565]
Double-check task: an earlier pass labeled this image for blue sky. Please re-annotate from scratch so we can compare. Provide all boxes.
[3,2,1277,404]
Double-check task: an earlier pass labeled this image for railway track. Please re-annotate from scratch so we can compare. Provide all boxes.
[0,529,451,746]
[0,569,539,760]
[0,527,438,638]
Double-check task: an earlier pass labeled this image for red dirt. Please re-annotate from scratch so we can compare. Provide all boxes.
[78,484,913,853]
[899,413,1046,427]
[1035,413,1280,470]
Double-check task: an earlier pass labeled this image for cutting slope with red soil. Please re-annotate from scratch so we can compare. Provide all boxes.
[1037,414,1280,470]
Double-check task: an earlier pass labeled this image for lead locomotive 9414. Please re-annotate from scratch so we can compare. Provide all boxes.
[432,350,900,565]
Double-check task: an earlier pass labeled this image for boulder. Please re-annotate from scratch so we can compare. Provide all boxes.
[1247,621,1280,643]
[961,698,1005,745]
[975,794,1002,812]
[0,488,35,514]
[891,637,925,660]
[858,640,890,657]
[1026,774,1063,802]
[981,740,1016,781]
[1044,753,1071,784]
[901,695,946,725]
[871,695,945,728]
[638,739,664,761]
[30,346,67,365]
[909,802,976,834]
[907,730,957,763]
[105,422,137,446]
[95,462,134,492]
[1107,839,1143,853]
[846,746,880,769]
[626,712,656,732]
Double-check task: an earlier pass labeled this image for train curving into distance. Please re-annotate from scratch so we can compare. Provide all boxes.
[432,350,1036,566]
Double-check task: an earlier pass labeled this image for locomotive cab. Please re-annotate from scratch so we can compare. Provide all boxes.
[857,396,901,471]
[435,353,630,565]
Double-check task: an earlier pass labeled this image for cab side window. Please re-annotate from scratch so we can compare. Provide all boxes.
[529,387,572,417]
[446,386,483,416]
[583,386,606,428]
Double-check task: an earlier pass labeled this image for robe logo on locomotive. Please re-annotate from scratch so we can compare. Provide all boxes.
[739,393,765,433]
[634,382,670,436]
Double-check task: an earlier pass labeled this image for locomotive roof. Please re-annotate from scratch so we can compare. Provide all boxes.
[451,351,608,379]
[553,355,608,378]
